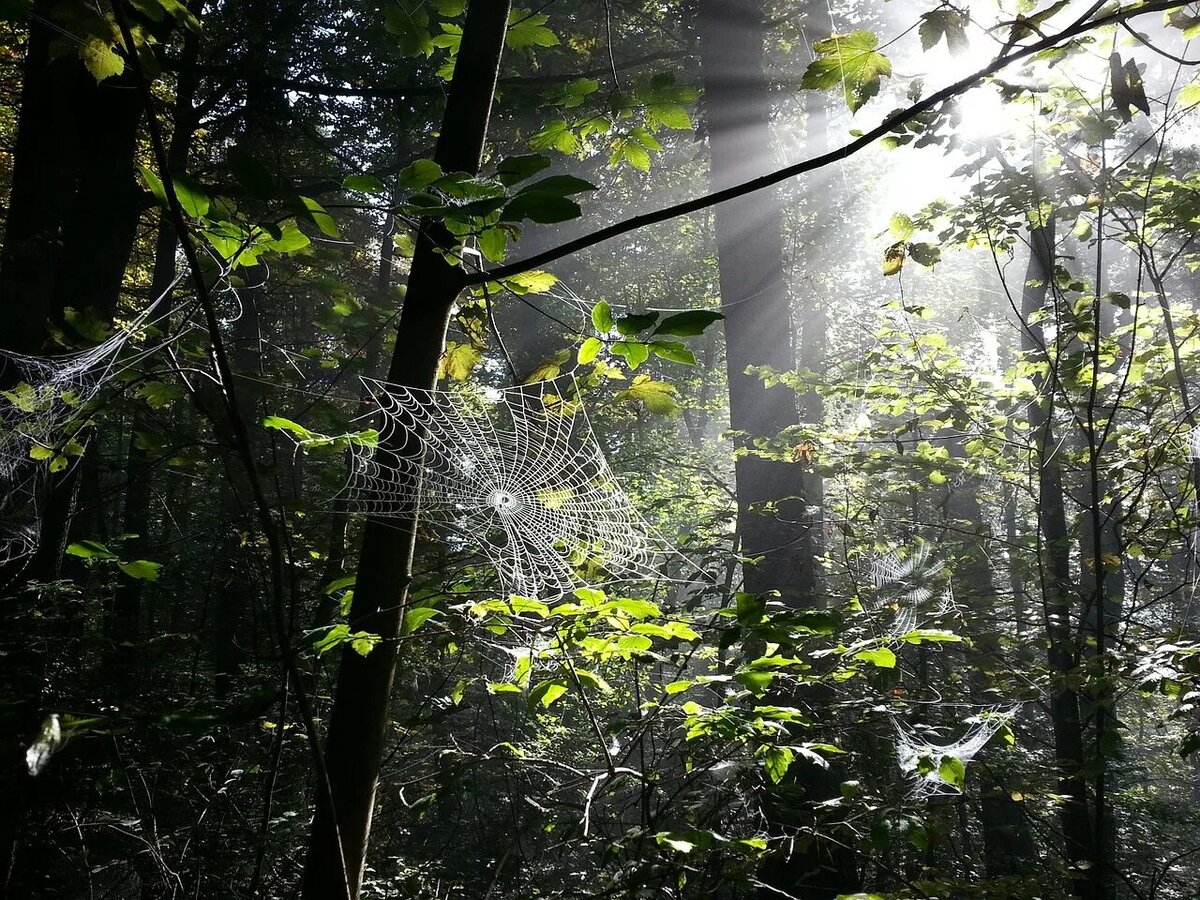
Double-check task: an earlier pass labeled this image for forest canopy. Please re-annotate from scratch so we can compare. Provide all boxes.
[3,0,1200,898]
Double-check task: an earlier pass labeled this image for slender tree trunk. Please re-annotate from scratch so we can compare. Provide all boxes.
[301,3,510,895]
[699,0,812,605]
[941,439,1036,877]
[109,26,203,699]
[1021,216,1095,898]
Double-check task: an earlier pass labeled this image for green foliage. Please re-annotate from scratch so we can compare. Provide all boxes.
[802,30,892,113]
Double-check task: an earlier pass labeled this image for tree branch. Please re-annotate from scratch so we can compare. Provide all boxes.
[467,0,1192,286]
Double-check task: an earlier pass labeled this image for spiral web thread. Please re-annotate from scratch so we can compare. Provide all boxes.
[339,375,698,600]
[894,707,1016,800]
[0,278,189,569]
[871,542,956,638]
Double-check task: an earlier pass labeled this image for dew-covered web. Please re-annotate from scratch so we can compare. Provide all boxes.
[0,278,188,571]
[894,707,1017,800]
[870,541,956,638]
[340,375,700,600]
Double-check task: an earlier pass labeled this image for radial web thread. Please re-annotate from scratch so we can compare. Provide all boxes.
[340,376,698,601]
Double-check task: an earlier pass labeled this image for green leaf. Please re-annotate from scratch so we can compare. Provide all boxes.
[530,680,568,708]
[615,313,660,336]
[343,174,388,194]
[762,746,794,784]
[516,174,596,197]
[591,300,615,333]
[478,226,508,262]
[853,646,896,668]
[263,222,311,253]
[647,103,692,130]
[938,755,967,790]
[384,4,434,56]
[439,342,482,381]
[908,242,941,267]
[502,192,582,224]
[262,415,318,442]
[617,376,679,415]
[79,36,123,83]
[173,174,210,218]
[1181,81,1200,109]
[66,540,117,561]
[530,120,580,154]
[919,9,969,54]
[487,682,522,694]
[657,834,696,853]
[400,159,443,190]
[889,213,915,241]
[139,165,168,205]
[506,8,558,49]
[402,607,440,635]
[502,270,558,294]
[298,196,339,238]
[802,30,892,113]
[323,575,356,595]
[649,341,696,365]
[653,310,723,337]
[394,233,416,258]
[611,340,650,369]
[495,153,552,185]
[577,337,603,364]
[136,381,183,409]
[117,559,162,582]
[883,242,906,276]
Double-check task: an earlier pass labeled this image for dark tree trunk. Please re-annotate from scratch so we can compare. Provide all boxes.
[941,439,1036,877]
[108,27,203,700]
[1021,217,1095,898]
[0,6,149,886]
[699,0,812,606]
[700,3,856,897]
[301,3,510,896]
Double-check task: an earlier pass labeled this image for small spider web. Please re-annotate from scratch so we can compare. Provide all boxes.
[338,375,703,601]
[894,707,1017,800]
[1,278,189,572]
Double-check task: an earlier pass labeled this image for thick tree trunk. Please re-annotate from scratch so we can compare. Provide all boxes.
[699,0,812,606]
[301,3,510,896]
[1021,217,1095,898]
[700,3,856,897]
[0,6,148,886]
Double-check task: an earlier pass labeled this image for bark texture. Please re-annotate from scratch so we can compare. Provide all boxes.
[301,3,511,895]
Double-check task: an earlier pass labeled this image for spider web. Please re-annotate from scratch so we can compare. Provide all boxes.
[894,707,1016,800]
[0,279,189,572]
[339,375,700,600]
[870,541,957,640]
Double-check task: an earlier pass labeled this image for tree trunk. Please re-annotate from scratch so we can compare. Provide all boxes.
[301,3,510,896]
[1021,216,1095,897]
[699,0,812,606]
[108,25,203,700]
[0,6,148,885]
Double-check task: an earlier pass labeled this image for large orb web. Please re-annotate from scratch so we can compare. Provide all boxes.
[340,375,700,600]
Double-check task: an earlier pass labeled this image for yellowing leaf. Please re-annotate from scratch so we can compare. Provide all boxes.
[1179,81,1200,109]
[439,342,482,381]
[616,375,679,416]
[80,37,124,83]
